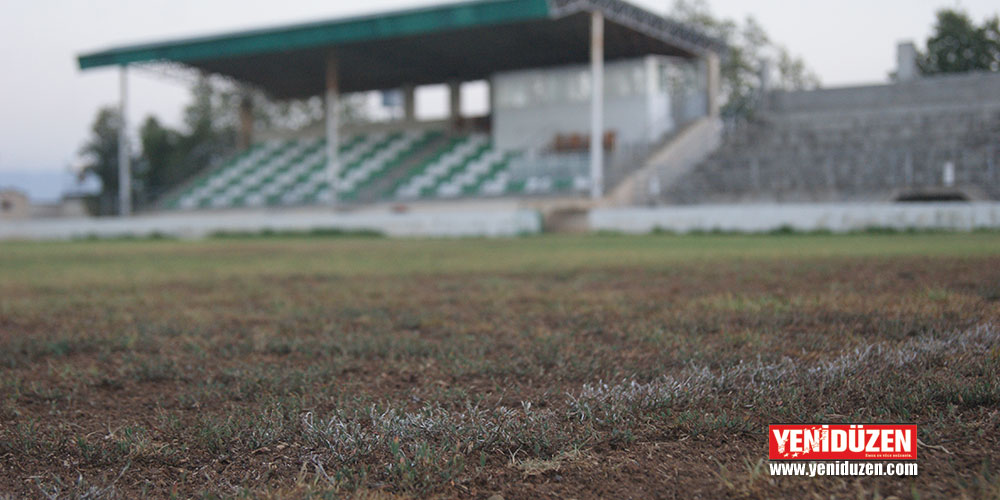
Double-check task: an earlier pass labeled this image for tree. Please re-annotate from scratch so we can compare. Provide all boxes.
[177,77,238,181]
[83,74,374,209]
[251,91,370,131]
[919,9,1000,75]
[135,77,240,202]
[78,106,131,215]
[669,0,820,119]
[137,116,182,203]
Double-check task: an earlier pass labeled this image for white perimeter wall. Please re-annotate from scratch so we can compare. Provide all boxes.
[0,208,542,240]
[590,203,1000,233]
[7,203,998,241]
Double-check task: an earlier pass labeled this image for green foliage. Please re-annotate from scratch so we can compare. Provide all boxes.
[919,9,1000,74]
[140,76,371,204]
[180,78,239,168]
[208,227,384,239]
[136,116,183,205]
[118,77,372,208]
[78,106,132,215]
[79,77,241,212]
[669,0,820,120]
[137,77,239,205]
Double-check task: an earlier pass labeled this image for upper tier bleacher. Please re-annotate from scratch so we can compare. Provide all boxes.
[162,129,590,210]
[662,104,1000,203]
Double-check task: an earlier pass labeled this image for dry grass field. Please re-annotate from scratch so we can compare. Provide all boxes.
[1,232,999,498]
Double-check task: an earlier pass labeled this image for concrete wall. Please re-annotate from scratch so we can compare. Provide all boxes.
[8,203,998,240]
[494,93,652,150]
[766,71,1000,115]
[0,191,90,220]
[664,71,1000,205]
[29,198,91,219]
[0,190,30,219]
[590,203,1000,233]
[0,207,542,241]
[491,56,705,151]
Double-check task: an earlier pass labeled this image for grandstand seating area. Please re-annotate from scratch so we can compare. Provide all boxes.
[663,104,1000,203]
[163,130,590,210]
[160,74,1000,209]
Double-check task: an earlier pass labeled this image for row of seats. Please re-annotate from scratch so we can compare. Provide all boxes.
[163,130,592,210]
[391,134,589,200]
[394,134,492,199]
[165,131,433,209]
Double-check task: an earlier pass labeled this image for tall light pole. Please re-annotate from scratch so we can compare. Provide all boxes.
[589,11,605,200]
[325,52,340,208]
[118,64,132,216]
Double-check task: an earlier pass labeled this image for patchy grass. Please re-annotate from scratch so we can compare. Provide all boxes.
[0,233,998,498]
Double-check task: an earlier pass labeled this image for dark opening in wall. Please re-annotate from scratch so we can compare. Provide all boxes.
[894,190,970,203]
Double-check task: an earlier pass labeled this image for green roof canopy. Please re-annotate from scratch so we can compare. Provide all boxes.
[78,0,722,98]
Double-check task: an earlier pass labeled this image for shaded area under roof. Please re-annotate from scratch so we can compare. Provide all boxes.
[78,0,723,99]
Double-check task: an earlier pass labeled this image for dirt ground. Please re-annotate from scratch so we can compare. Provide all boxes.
[0,234,998,498]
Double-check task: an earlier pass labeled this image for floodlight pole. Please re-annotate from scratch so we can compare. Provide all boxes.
[118,64,132,216]
[589,10,605,200]
[325,52,340,208]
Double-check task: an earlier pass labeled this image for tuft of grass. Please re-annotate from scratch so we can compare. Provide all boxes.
[209,228,384,239]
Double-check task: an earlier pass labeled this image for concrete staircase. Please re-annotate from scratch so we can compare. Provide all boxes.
[607,116,723,205]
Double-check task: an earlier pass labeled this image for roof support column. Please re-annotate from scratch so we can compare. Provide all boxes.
[118,65,131,216]
[325,52,340,208]
[589,10,605,200]
[487,79,495,115]
[705,51,720,117]
[402,85,416,123]
[448,81,462,129]
[238,93,254,151]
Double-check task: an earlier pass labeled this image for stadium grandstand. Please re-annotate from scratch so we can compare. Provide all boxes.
[77,0,725,216]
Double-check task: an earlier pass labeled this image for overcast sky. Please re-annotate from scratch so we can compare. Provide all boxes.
[1,0,997,199]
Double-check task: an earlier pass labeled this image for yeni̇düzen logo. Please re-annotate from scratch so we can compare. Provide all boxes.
[769,424,917,460]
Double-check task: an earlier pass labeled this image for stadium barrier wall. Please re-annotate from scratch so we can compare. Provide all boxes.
[589,202,1000,233]
[0,208,543,240]
[765,71,1000,114]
